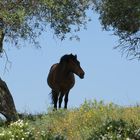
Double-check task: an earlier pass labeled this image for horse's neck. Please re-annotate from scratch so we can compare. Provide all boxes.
[57,63,70,78]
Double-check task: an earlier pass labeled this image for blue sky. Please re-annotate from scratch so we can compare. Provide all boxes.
[0,13,140,113]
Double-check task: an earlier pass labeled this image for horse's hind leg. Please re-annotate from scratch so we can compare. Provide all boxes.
[52,90,59,109]
[59,92,64,108]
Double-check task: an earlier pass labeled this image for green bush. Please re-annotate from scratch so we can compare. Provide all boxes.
[88,118,140,140]
[40,130,66,140]
[0,119,35,140]
[1,100,140,140]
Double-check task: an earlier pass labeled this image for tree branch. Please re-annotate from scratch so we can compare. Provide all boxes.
[0,29,4,53]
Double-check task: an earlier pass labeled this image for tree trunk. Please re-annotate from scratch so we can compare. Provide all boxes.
[0,18,4,53]
[0,29,4,53]
[0,78,18,122]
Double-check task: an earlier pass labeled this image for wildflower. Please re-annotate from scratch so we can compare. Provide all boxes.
[10,138,15,140]
[0,132,5,136]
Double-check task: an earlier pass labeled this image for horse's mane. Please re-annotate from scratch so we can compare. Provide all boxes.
[60,54,77,63]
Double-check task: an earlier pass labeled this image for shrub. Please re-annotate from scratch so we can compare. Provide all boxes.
[1,100,140,140]
[0,119,35,140]
[88,118,140,140]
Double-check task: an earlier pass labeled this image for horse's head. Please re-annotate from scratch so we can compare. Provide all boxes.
[60,54,85,79]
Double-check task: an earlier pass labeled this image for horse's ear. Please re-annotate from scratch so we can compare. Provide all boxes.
[75,55,77,59]
[70,53,73,57]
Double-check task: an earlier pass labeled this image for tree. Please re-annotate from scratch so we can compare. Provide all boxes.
[0,78,18,122]
[0,0,91,53]
[93,0,140,59]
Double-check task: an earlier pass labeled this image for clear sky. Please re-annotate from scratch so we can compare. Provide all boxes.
[0,13,140,113]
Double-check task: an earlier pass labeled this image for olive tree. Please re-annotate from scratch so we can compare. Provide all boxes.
[0,0,91,53]
[93,0,140,59]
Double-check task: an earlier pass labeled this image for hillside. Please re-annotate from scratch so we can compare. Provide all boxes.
[0,100,140,140]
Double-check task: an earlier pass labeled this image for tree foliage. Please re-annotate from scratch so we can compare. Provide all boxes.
[1,0,139,60]
[0,0,91,53]
[93,0,140,59]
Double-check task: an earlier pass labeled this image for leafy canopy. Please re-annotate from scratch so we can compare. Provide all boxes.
[0,0,91,52]
[1,0,140,60]
[93,0,140,59]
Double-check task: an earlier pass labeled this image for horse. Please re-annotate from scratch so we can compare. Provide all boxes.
[47,54,85,109]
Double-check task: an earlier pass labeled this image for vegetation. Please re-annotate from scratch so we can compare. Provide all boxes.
[93,0,140,59]
[0,0,91,52]
[0,0,140,59]
[0,100,140,140]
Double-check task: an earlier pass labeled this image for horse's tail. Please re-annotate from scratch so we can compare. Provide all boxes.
[49,90,54,104]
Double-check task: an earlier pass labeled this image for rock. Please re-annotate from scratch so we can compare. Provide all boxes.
[0,78,18,122]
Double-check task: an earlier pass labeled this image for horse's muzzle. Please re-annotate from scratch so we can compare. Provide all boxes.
[79,72,85,79]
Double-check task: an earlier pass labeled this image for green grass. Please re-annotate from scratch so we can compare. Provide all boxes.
[1,100,140,140]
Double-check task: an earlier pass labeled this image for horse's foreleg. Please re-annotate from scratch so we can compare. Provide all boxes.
[64,91,69,109]
[59,93,64,108]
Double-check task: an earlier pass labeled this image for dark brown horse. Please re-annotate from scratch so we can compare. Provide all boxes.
[47,54,85,109]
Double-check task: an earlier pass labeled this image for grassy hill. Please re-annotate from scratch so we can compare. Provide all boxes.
[0,100,140,140]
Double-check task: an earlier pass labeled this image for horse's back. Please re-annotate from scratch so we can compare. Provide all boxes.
[50,63,58,72]
[47,63,58,88]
